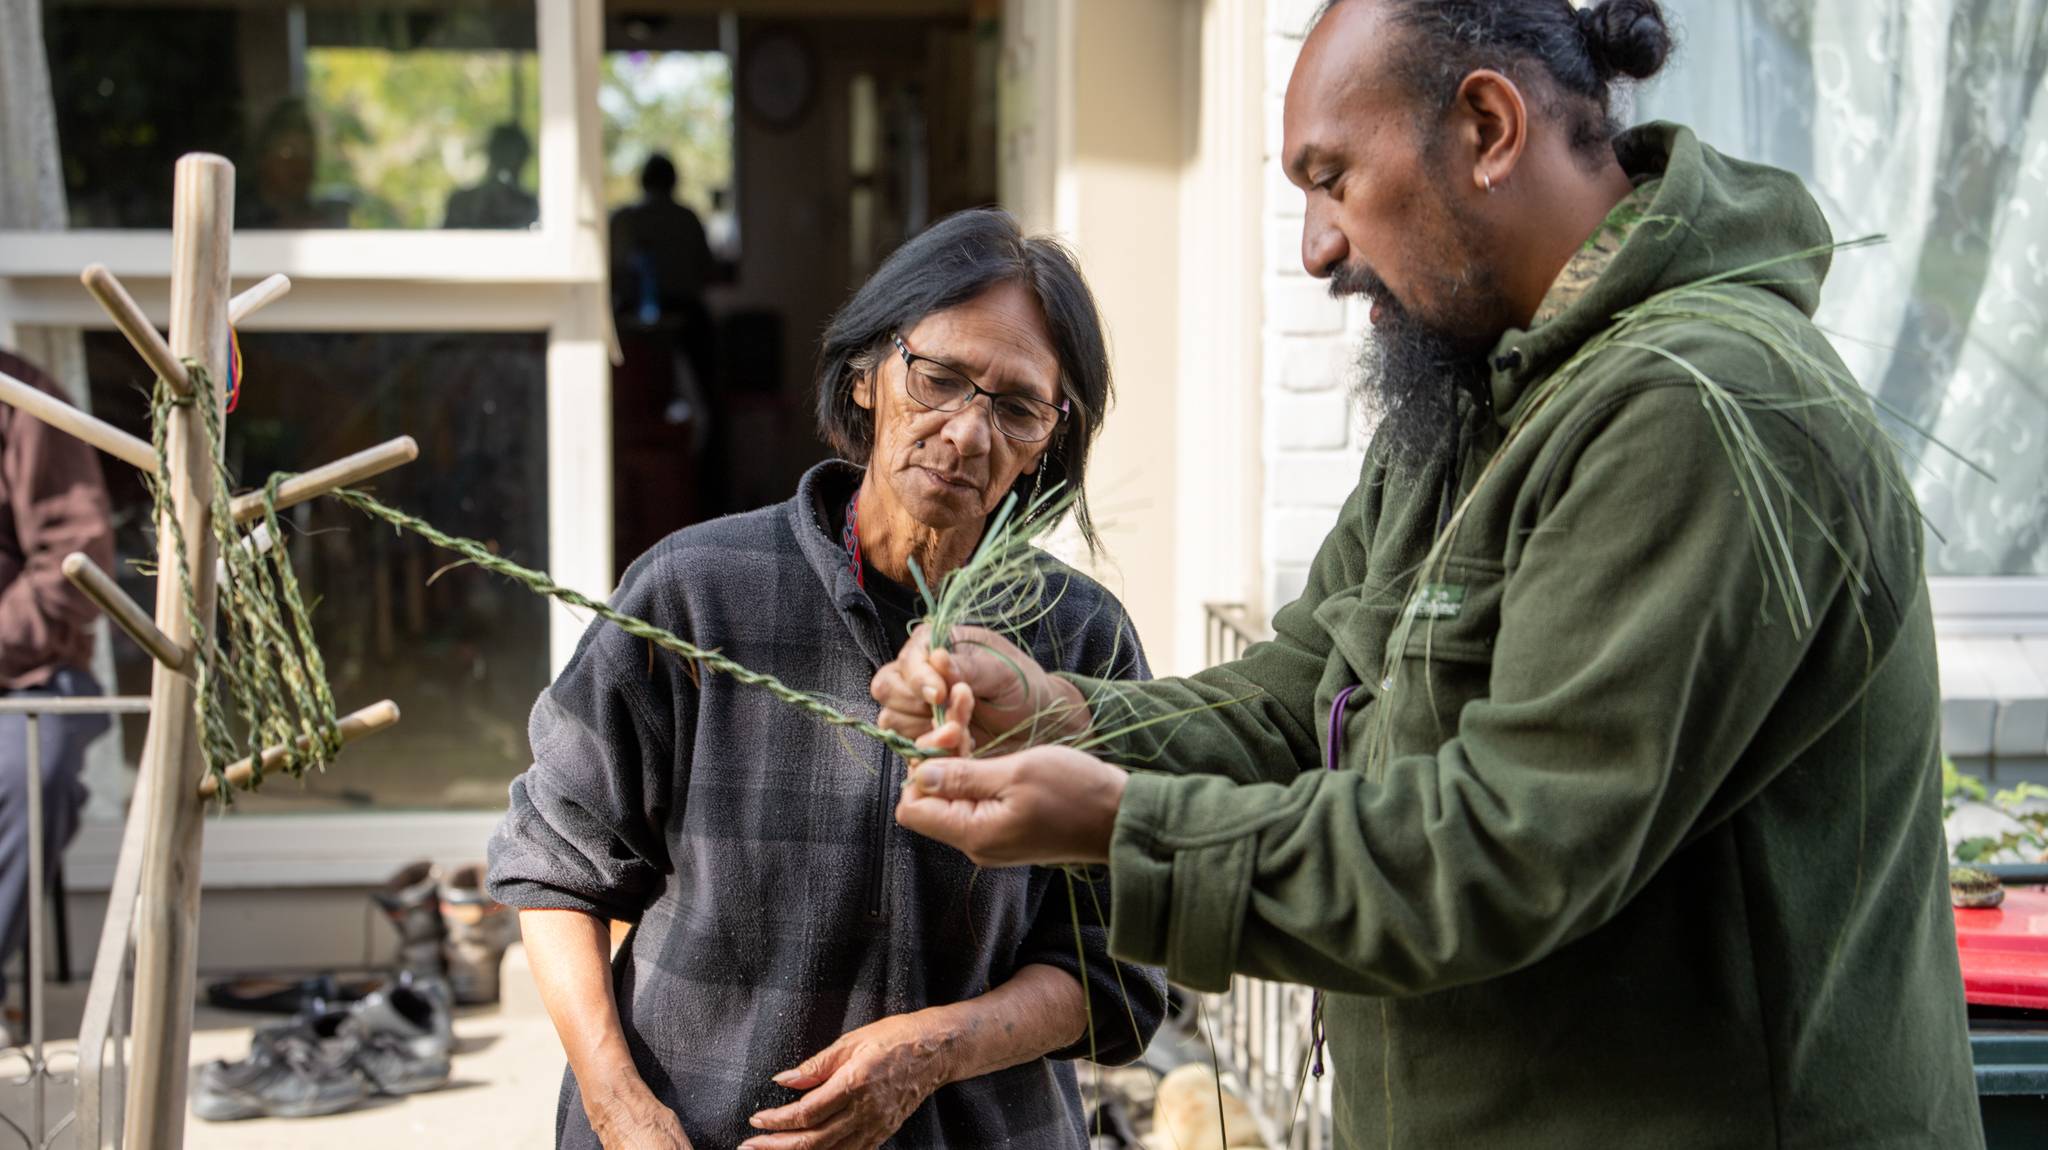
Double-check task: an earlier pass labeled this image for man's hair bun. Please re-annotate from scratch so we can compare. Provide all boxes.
[1578,0,1673,82]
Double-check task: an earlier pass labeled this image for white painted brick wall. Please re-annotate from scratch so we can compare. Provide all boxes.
[1266,0,1323,37]
[1271,452,1365,505]
[1265,334,1349,392]
[1267,391,1351,451]
[1259,0,1368,624]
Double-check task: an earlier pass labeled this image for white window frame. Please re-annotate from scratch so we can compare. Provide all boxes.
[0,0,613,888]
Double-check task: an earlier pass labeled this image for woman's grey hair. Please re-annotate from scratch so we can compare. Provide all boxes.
[815,208,1113,554]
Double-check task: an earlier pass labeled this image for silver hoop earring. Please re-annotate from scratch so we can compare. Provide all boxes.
[1481,173,1493,193]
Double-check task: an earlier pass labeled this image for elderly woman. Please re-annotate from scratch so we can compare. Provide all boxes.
[487,209,1166,1150]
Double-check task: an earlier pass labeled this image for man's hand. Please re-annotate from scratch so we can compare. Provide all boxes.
[741,1012,959,1150]
[871,625,1090,755]
[586,1081,694,1149]
[894,746,1128,868]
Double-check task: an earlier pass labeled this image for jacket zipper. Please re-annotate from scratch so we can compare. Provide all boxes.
[1436,406,1470,540]
[867,739,892,922]
[859,615,893,923]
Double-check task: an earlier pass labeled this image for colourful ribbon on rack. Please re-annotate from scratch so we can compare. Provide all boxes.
[224,329,244,413]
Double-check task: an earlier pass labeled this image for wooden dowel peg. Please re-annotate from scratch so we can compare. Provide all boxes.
[0,369,156,472]
[228,275,291,324]
[197,699,400,799]
[61,554,188,674]
[230,436,419,524]
[80,265,191,395]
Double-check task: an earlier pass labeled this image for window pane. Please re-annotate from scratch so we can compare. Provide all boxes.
[45,0,540,230]
[1635,0,2048,576]
[601,49,736,248]
[82,330,549,812]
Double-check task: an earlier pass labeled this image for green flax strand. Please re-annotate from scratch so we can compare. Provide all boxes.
[320,486,935,762]
[149,363,932,800]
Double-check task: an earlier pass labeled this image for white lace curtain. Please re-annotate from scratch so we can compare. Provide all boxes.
[1637,0,2048,577]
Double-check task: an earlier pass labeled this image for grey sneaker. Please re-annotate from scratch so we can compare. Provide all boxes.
[312,979,453,1095]
[191,1030,367,1121]
[440,862,516,1005]
[374,861,447,980]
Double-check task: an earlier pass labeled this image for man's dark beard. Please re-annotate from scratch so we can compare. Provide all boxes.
[1330,265,1494,470]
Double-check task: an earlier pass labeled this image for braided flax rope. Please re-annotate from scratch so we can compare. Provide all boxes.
[321,487,934,762]
[150,364,929,801]
[151,366,344,801]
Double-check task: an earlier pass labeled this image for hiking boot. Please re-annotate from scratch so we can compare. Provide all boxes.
[373,860,446,980]
[440,862,517,1005]
[190,1030,366,1121]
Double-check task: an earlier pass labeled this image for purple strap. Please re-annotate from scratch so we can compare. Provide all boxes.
[1325,684,1360,774]
[1309,683,1360,1078]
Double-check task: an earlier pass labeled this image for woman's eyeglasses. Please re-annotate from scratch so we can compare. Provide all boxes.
[892,333,1068,443]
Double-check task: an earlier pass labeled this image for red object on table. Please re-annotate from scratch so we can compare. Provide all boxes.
[1956,886,2048,1010]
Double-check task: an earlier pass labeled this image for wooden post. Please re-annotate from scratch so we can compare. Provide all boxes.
[125,153,233,1150]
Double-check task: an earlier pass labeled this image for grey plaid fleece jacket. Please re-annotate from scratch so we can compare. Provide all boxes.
[488,461,1167,1149]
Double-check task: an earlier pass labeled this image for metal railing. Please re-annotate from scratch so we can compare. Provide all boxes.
[1197,604,1333,1149]
[0,695,151,1150]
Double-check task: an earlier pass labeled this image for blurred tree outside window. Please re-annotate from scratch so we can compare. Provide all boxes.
[43,0,541,230]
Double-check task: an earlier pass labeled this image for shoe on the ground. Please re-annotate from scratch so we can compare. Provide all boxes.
[238,975,455,1100]
[373,860,447,981]
[440,862,517,1005]
[206,971,382,1016]
[303,977,453,1095]
[190,1030,366,1121]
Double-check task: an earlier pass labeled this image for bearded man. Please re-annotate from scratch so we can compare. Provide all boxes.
[870,0,1985,1145]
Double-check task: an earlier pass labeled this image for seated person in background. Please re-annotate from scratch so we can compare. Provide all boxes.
[0,350,115,1049]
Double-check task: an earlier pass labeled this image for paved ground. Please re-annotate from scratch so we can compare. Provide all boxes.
[1,945,563,1149]
[3,946,1228,1149]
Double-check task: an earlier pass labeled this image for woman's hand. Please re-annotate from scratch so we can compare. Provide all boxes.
[740,1012,960,1150]
[587,1080,694,1150]
[871,624,1090,754]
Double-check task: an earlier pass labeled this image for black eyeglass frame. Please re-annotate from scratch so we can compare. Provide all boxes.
[890,332,1070,444]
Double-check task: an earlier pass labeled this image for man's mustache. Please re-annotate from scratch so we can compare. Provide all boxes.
[1327,264,1397,310]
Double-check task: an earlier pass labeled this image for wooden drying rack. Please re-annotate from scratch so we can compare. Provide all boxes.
[0,154,411,1150]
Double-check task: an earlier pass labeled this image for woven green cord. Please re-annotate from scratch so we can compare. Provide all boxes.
[148,361,932,802]
[152,365,348,802]
[321,487,936,762]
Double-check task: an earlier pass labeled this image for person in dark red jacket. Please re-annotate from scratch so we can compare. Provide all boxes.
[0,348,115,1047]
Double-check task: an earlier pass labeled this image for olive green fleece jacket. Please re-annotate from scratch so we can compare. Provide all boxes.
[1074,124,1982,1148]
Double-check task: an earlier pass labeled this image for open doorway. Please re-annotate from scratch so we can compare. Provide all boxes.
[602,1,1000,574]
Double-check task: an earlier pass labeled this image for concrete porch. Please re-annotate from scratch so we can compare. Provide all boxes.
[1,945,563,1148]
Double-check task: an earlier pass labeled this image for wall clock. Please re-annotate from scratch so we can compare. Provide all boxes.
[743,27,816,131]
